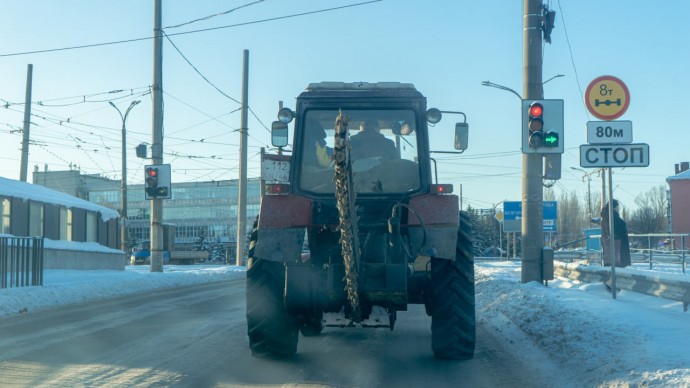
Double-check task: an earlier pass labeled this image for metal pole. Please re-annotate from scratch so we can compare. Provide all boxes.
[109,100,140,265]
[586,175,592,219]
[20,64,33,182]
[236,50,249,266]
[600,168,607,211]
[150,0,164,272]
[608,167,616,299]
[521,0,544,283]
[513,232,517,258]
[682,236,686,274]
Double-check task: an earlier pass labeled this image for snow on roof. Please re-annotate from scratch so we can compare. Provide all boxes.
[0,176,119,221]
[667,168,690,181]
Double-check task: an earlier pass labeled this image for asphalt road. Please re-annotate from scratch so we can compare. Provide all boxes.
[0,278,553,387]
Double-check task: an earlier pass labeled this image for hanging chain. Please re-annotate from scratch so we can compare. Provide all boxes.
[333,110,361,322]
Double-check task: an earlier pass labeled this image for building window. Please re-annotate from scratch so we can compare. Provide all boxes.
[1,198,9,234]
[86,212,97,242]
[67,209,73,241]
[59,207,68,240]
[89,190,120,203]
[29,202,44,237]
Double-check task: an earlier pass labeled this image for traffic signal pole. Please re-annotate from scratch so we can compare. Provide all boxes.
[150,0,164,273]
[522,0,544,283]
[236,50,249,266]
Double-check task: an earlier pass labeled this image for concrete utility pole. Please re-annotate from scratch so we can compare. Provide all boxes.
[109,100,140,264]
[521,0,545,283]
[150,0,164,272]
[236,50,249,266]
[19,64,33,182]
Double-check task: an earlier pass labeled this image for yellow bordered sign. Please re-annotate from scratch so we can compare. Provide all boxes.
[584,75,630,121]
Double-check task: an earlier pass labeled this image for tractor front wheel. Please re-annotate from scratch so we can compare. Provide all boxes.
[429,211,476,360]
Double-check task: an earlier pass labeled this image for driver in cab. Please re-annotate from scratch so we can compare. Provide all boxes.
[349,119,399,161]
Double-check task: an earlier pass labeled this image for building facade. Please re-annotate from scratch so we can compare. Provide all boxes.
[0,176,122,269]
[32,168,262,255]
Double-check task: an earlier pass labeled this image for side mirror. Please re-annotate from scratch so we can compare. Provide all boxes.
[271,121,289,147]
[454,123,468,151]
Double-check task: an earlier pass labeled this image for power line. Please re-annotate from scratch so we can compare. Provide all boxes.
[557,0,589,120]
[164,0,265,30]
[163,31,242,105]
[0,1,383,58]
[162,32,271,134]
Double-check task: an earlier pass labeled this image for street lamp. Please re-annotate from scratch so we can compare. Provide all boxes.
[481,81,522,101]
[109,100,141,263]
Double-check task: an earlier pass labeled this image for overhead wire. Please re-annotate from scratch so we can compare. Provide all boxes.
[164,0,266,30]
[556,0,589,120]
[0,1,382,58]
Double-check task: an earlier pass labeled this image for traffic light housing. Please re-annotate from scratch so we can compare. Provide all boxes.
[144,164,172,199]
[528,102,544,148]
[522,99,564,154]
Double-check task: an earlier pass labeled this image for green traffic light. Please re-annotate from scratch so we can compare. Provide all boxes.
[544,131,559,147]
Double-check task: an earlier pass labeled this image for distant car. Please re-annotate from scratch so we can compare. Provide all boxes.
[483,246,505,257]
[130,240,170,265]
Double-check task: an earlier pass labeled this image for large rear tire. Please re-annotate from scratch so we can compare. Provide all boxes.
[429,211,476,360]
[246,220,298,357]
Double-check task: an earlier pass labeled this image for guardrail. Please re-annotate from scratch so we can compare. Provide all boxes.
[586,233,689,273]
[554,261,690,312]
[0,236,44,289]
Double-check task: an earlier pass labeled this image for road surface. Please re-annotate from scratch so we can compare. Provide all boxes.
[0,278,556,387]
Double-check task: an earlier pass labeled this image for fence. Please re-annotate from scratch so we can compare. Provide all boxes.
[0,236,44,289]
[554,261,690,312]
[583,233,689,273]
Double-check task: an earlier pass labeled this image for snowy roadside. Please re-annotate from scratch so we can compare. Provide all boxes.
[476,260,690,387]
[0,265,246,319]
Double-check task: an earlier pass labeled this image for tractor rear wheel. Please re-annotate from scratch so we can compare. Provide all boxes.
[429,211,476,359]
[246,234,298,357]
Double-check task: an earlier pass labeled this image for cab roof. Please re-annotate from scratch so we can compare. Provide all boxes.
[299,82,424,99]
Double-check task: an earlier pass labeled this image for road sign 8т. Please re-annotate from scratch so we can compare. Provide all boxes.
[585,76,630,121]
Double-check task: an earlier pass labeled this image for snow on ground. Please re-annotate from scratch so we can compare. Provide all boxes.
[1,262,689,387]
[0,265,246,318]
[475,261,690,387]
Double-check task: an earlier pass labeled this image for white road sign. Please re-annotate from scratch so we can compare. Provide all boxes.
[580,143,650,167]
[586,120,633,144]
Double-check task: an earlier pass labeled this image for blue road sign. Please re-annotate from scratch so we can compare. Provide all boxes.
[502,201,557,232]
[503,201,522,221]
[543,201,557,220]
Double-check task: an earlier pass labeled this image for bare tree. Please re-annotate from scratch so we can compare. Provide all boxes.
[556,190,587,248]
[627,185,668,234]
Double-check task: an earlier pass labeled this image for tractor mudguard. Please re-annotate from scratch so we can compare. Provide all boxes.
[254,228,305,262]
[253,194,311,262]
[407,194,460,260]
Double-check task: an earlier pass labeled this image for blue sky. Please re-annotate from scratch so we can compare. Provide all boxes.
[0,0,688,211]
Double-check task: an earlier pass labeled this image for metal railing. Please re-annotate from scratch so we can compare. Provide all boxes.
[0,236,44,289]
[554,261,690,312]
[584,233,689,273]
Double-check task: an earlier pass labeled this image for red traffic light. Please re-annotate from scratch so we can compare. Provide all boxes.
[145,167,159,187]
[529,103,543,118]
